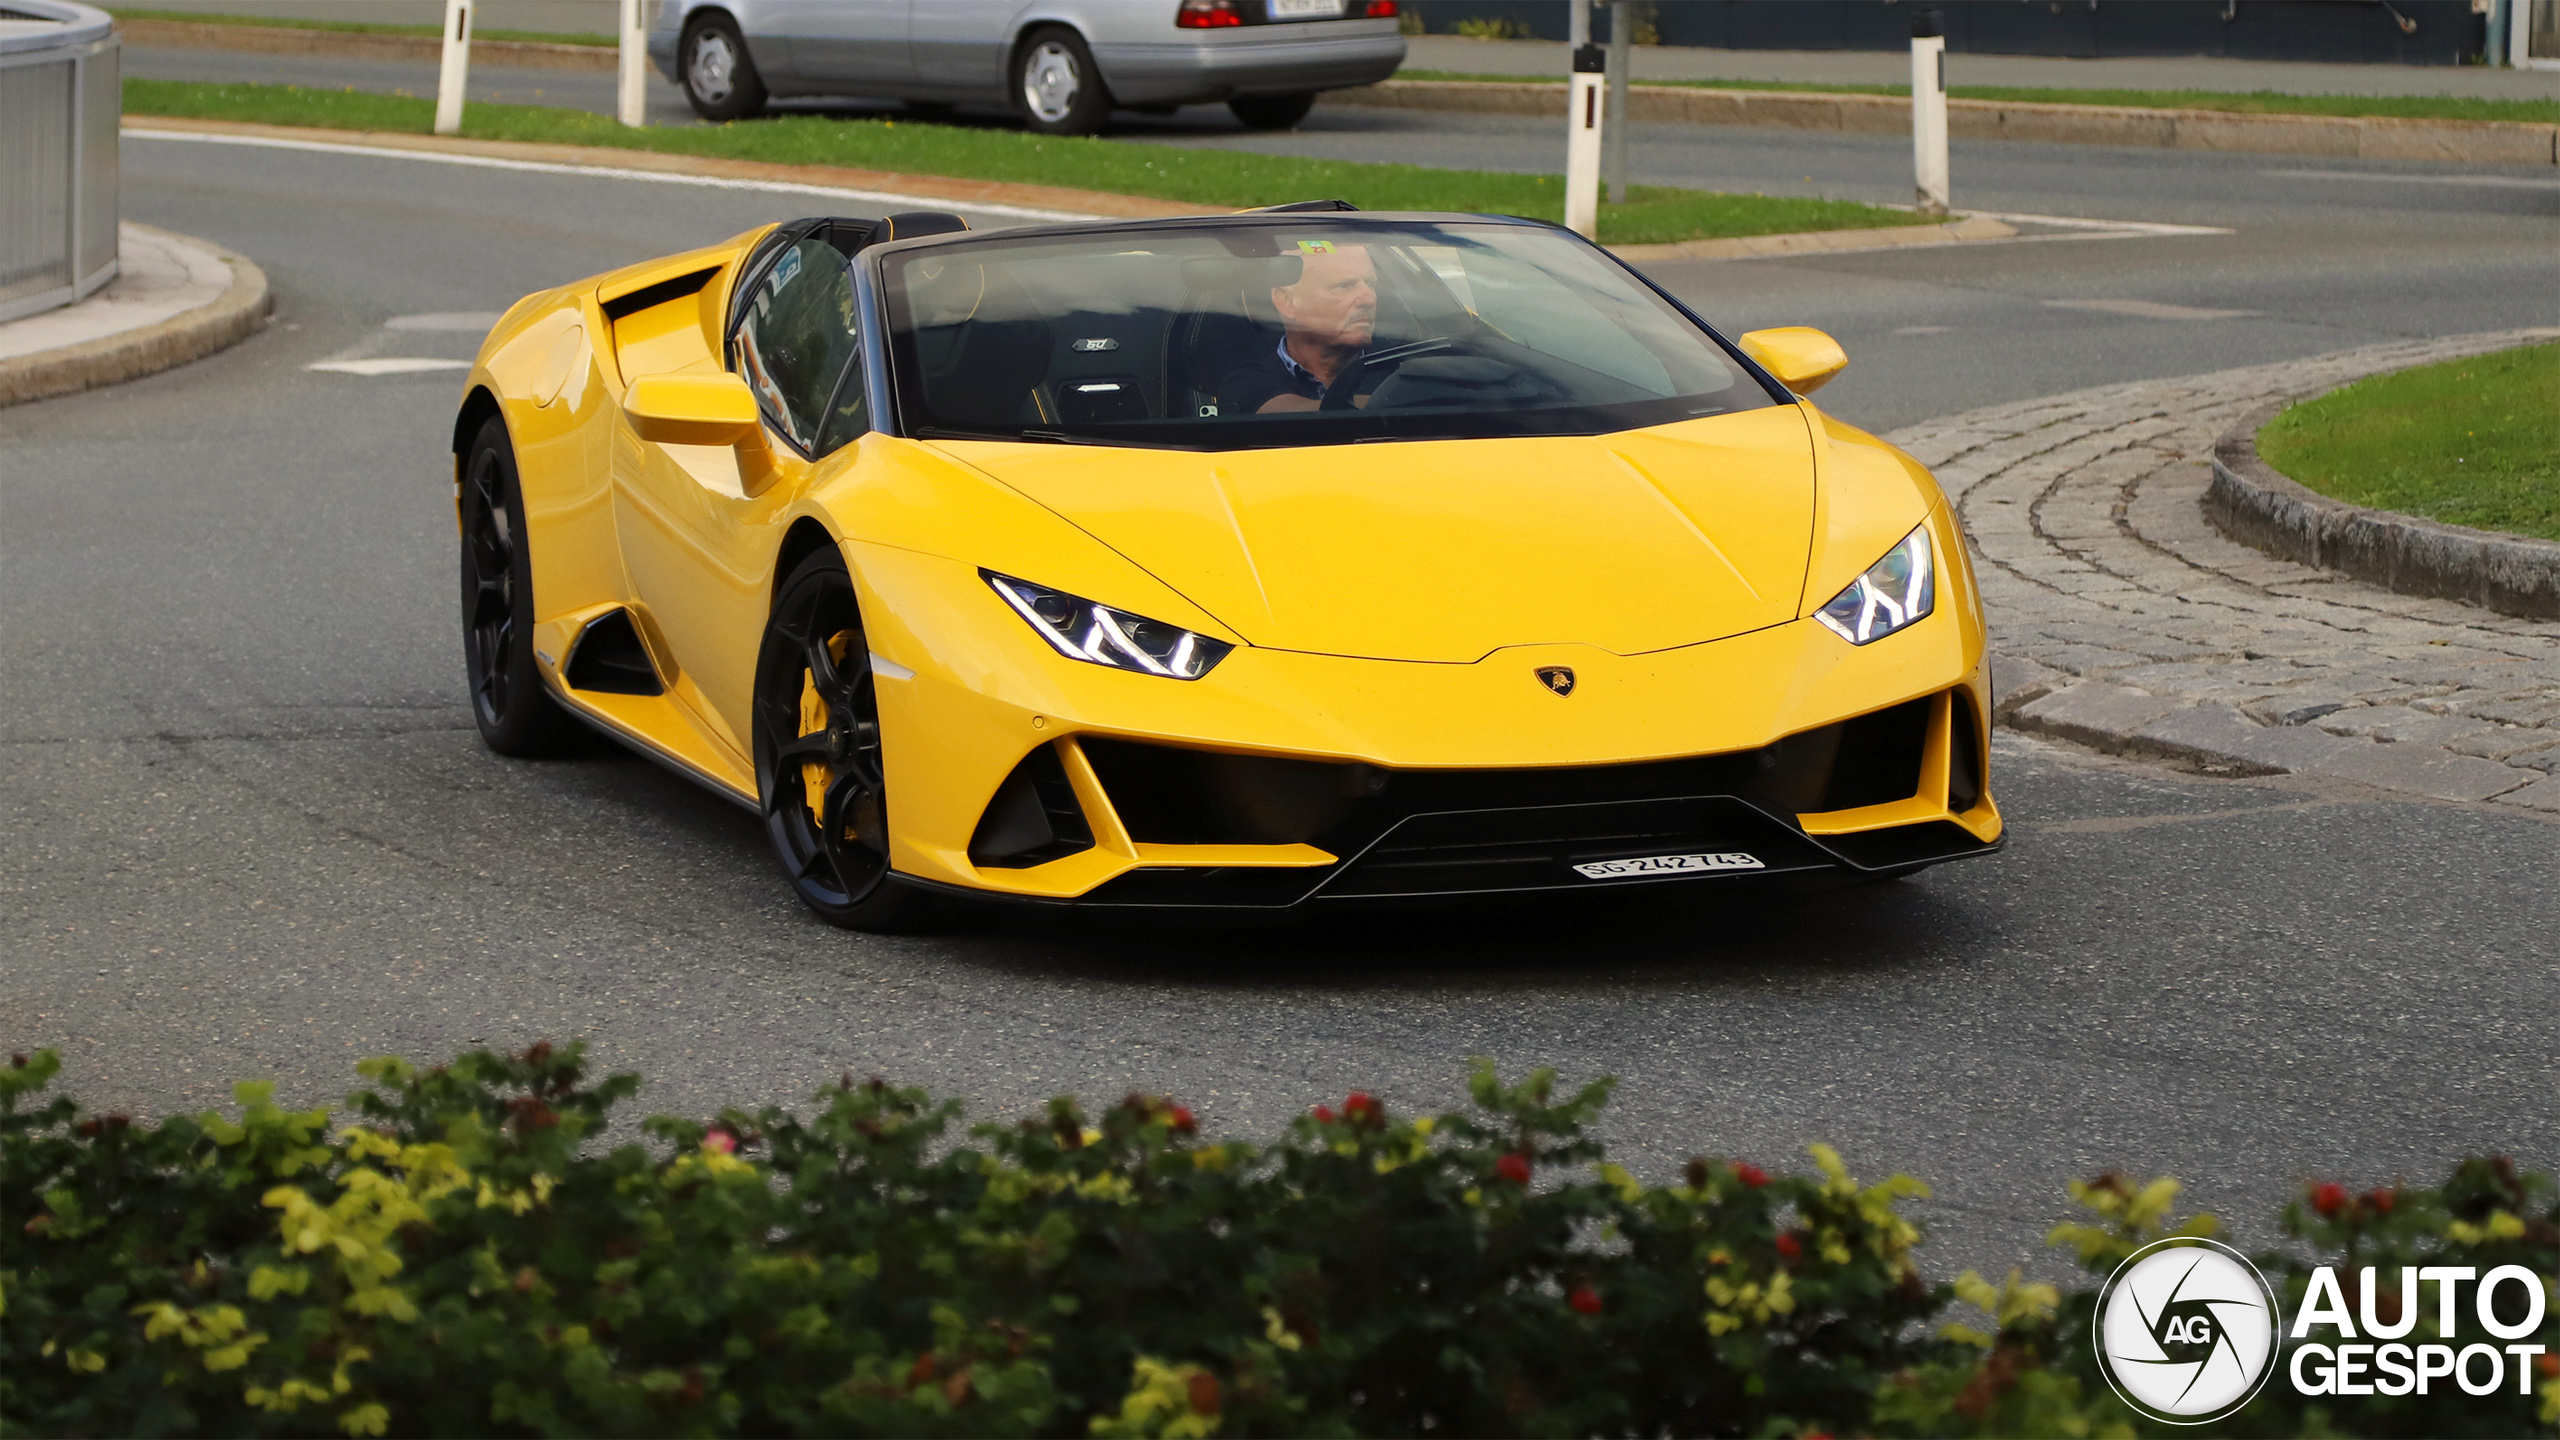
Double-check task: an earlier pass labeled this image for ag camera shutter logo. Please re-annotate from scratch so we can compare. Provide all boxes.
[2094,1238,2283,1424]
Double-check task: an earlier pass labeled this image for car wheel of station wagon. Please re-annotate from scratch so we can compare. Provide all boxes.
[1017,28,1110,136]
[1229,92,1316,130]
[682,12,767,121]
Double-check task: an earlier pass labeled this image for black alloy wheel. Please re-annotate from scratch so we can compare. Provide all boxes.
[1016,26,1111,136]
[754,551,932,931]
[458,417,579,756]
[681,11,768,121]
[1229,92,1316,130]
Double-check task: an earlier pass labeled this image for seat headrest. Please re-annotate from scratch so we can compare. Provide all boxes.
[874,211,972,245]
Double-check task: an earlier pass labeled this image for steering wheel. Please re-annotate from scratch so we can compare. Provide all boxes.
[1318,337,1458,411]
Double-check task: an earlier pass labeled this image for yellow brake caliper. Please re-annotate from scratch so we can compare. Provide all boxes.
[798,632,858,838]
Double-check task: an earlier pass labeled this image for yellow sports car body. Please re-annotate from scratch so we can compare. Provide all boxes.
[453,206,2000,930]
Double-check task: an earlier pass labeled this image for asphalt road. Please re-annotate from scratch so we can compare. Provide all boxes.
[6,128,2558,1278]
[126,43,2560,430]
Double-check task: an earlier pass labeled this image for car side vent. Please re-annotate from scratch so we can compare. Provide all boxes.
[969,744,1095,869]
[1948,691,1985,814]
[1816,696,1932,812]
[600,266,719,323]
[564,609,663,695]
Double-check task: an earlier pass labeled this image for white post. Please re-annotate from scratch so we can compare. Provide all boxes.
[1604,0,1631,205]
[1565,43,1604,239]
[618,0,648,127]
[434,0,473,136]
[1909,11,1948,217]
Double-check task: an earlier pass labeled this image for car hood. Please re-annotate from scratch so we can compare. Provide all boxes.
[928,407,1819,664]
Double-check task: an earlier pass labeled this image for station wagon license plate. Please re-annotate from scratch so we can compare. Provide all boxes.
[1572,852,1765,880]
[1268,0,1342,17]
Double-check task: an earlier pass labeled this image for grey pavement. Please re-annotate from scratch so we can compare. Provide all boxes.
[1885,330,2560,810]
[124,39,2560,436]
[1398,33,2560,99]
[7,125,2559,1287]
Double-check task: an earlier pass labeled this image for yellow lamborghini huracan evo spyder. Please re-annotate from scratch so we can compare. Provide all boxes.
[453,205,2000,930]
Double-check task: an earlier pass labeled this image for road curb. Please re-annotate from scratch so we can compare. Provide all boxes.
[2206,385,2560,622]
[0,225,272,409]
[1328,79,2560,167]
[117,16,616,72]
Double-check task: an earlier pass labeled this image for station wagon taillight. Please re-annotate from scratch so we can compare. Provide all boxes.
[1364,0,1399,14]
[1175,0,1244,26]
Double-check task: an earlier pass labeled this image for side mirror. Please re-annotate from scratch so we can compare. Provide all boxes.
[623,372,764,447]
[1737,327,1848,396]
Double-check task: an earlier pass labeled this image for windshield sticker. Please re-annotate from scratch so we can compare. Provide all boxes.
[1295,239,1336,255]
[772,246,803,292]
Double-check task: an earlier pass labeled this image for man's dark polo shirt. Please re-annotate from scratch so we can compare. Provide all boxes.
[1215,334,1369,415]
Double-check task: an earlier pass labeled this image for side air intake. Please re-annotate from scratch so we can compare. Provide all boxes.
[969,744,1095,869]
[564,609,662,695]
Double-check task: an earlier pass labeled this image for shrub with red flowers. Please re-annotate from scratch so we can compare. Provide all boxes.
[5,1047,2557,1438]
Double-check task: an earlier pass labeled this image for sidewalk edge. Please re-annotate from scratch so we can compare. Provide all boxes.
[0,226,272,409]
[1328,79,2560,167]
[2206,387,2560,622]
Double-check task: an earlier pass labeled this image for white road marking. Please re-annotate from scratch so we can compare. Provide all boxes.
[2261,168,2560,190]
[2043,298,2258,321]
[386,312,503,331]
[310,358,474,375]
[124,127,1105,222]
[1893,324,1957,335]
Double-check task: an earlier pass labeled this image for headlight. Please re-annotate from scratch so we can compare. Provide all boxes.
[983,571,1234,679]
[1813,524,1935,645]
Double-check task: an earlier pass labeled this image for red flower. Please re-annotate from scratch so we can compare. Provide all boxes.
[1568,1283,1603,1316]
[1344,1091,1379,1125]
[702,1128,737,1155]
[1168,1105,1197,1135]
[1495,1152,1533,1185]
[1312,1105,1336,1124]
[2367,1187,2396,1215]
[907,1354,936,1387]
[2311,1182,2348,1218]
[1731,1161,1769,1189]
[1187,1372,1222,1416]
[2538,1352,2559,1379]
[1775,1231,1804,1263]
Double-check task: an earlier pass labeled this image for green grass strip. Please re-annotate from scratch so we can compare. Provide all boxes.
[2259,341,2560,543]
[1396,69,2560,126]
[107,7,613,47]
[123,78,1929,245]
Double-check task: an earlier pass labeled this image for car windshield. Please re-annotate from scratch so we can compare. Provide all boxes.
[879,219,1777,450]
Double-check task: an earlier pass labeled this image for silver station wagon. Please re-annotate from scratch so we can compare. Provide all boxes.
[649,0,1407,133]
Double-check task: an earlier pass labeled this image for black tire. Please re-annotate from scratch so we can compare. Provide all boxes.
[681,11,768,121]
[458,417,581,757]
[752,550,935,932]
[1015,26,1111,136]
[1229,91,1316,130]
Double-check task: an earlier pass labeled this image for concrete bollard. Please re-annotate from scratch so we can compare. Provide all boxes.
[1910,9,1949,215]
[433,0,472,136]
[618,0,647,127]
[1565,43,1605,239]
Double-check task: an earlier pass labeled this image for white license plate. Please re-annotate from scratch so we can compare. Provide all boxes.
[1268,0,1342,18]
[1572,852,1765,880]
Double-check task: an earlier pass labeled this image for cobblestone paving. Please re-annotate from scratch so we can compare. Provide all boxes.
[1881,328,2560,812]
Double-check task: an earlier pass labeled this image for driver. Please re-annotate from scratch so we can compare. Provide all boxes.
[1217,241,1381,414]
